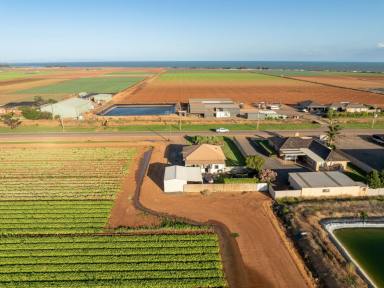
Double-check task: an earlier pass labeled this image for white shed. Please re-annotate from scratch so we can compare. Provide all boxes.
[164,165,203,193]
[41,97,95,119]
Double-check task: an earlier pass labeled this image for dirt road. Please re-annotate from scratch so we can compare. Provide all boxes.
[140,144,312,288]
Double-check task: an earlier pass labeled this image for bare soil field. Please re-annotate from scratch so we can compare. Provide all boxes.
[293,75,384,90]
[117,70,384,106]
[139,143,312,288]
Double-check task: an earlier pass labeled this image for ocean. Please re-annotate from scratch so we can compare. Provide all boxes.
[9,61,384,72]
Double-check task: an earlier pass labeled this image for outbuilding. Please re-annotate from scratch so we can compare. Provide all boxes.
[163,165,203,193]
[288,171,366,197]
[41,97,95,119]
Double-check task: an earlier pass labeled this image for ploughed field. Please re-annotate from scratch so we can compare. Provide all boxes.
[0,145,226,287]
[118,69,384,106]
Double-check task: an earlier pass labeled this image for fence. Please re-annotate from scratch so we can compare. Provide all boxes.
[183,183,268,193]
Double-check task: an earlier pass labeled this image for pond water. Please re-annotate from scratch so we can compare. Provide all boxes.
[334,228,384,287]
[101,105,176,116]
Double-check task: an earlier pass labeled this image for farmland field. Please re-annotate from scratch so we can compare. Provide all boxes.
[18,77,144,94]
[0,144,226,287]
[0,234,225,287]
[116,69,384,106]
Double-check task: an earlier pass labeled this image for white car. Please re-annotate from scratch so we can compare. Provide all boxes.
[216,128,229,133]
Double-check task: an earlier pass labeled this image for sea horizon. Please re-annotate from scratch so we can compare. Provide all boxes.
[5,60,384,72]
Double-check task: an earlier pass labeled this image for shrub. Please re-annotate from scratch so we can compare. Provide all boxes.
[245,155,265,173]
[20,107,52,120]
[223,178,259,184]
[367,170,383,188]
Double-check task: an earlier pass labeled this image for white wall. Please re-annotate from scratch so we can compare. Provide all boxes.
[164,179,186,193]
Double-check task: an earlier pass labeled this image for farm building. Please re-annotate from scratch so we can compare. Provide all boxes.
[269,136,349,171]
[163,165,203,192]
[297,100,328,113]
[245,110,287,120]
[40,97,95,119]
[288,171,366,198]
[182,144,226,174]
[188,98,240,118]
[79,93,113,104]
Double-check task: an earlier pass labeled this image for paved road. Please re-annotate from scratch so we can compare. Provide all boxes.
[0,128,383,140]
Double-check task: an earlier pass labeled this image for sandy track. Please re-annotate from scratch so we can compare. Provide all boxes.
[140,144,312,288]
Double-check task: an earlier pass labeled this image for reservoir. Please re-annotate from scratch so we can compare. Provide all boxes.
[101,104,176,116]
[334,228,384,287]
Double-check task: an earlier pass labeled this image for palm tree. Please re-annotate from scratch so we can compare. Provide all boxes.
[326,111,342,149]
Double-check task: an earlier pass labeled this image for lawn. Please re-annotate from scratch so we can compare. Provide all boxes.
[18,77,144,94]
[159,70,279,82]
[345,163,367,183]
[253,139,276,156]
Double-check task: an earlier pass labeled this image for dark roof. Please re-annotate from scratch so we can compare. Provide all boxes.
[298,100,327,108]
[3,101,36,108]
[269,136,312,150]
[308,140,347,161]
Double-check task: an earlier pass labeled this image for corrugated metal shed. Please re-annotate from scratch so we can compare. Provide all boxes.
[41,97,95,119]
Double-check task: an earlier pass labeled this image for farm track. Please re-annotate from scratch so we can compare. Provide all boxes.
[137,144,314,288]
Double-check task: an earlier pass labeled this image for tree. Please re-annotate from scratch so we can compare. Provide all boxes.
[367,170,382,188]
[259,169,277,183]
[326,119,342,149]
[246,155,265,173]
[20,107,52,120]
[0,113,21,129]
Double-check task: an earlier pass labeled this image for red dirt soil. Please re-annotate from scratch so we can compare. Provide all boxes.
[293,75,384,89]
[140,144,313,288]
[116,76,384,106]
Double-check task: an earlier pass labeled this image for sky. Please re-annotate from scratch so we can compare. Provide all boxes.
[0,0,383,62]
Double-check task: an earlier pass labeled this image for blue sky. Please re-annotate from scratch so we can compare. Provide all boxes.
[1,0,383,62]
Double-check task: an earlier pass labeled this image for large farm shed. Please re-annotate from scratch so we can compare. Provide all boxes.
[288,171,366,197]
[41,97,95,119]
[188,98,240,118]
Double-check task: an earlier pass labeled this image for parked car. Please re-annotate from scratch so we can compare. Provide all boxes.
[216,128,229,133]
[372,134,384,145]
[299,108,308,113]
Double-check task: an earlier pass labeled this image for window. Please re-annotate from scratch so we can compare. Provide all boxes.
[214,165,219,169]
[322,189,330,193]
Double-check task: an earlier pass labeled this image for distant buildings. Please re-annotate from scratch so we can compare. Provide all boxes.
[182,144,226,174]
[40,98,95,119]
[299,100,378,114]
[188,98,240,118]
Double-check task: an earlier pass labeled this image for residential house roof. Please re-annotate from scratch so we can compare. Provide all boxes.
[182,144,226,165]
[269,136,313,151]
[298,100,327,108]
[308,141,347,162]
[345,103,367,109]
[164,165,203,182]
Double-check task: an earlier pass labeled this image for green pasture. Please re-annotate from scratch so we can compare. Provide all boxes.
[18,77,144,94]
[0,70,52,81]
[106,71,154,76]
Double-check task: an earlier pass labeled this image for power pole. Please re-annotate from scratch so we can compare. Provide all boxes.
[256,110,260,131]
[372,106,378,129]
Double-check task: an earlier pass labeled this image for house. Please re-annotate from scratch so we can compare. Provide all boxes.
[269,136,349,171]
[188,98,240,118]
[288,171,366,198]
[182,144,226,173]
[297,100,328,113]
[40,97,95,119]
[345,103,368,113]
[163,165,203,192]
